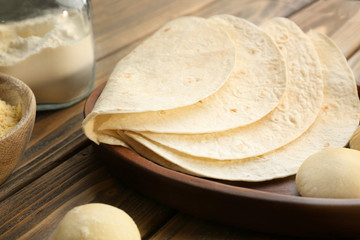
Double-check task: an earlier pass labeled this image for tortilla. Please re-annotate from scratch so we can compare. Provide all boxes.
[93,15,287,134]
[141,18,323,160]
[123,30,360,181]
[83,16,236,143]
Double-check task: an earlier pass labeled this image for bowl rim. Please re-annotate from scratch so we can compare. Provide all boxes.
[0,73,36,141]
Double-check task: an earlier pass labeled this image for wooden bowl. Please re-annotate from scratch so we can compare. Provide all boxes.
[0,73,36,185]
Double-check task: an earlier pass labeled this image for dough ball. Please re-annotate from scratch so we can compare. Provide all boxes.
[50,203,141,240]
[296,148,360,198]
[349,126,360,150]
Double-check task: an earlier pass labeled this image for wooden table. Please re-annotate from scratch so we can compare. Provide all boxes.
[1,0,360,239]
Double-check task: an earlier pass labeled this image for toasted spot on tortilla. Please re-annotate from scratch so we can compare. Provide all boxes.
[249,49,257,54]
[268,66,277,71]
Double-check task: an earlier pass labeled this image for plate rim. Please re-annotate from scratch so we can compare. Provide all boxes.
[84,81,360,237]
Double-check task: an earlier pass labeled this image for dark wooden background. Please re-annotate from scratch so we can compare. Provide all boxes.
[1,0,360,239]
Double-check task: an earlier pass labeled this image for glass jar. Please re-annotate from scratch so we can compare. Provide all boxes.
[0,0,95,110]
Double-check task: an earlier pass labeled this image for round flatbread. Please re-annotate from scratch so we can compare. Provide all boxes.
[83,16,236,143]
[94,15,287,134]
[122,30,360,181]
[141,17,323,160]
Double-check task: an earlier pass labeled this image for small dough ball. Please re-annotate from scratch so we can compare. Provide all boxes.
[296,148,360,198]
[50,203,141,240]
[349,126,360,150]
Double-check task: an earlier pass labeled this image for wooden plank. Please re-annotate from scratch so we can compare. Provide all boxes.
[194,0,314,23]
[290,0,360,57]
[91,0,214,59]
[290,0,360,87]
[0,146,175,239]
[148,213,307,240]
[2,0,360,239]
[91,0,315,60]
[331,8,360,58]
[349,49,360,87]
[0,108,88,201]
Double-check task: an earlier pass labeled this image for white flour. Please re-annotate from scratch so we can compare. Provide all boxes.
[0,10,94,105]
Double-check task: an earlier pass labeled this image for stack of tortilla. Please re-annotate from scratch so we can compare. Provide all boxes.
[83,15,360,181]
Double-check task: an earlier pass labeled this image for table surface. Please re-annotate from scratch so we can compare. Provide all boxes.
[1,0,360,239]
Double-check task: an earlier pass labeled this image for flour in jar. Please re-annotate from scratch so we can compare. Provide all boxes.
[0,10,95,104]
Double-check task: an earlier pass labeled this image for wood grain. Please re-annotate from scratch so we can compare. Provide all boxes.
[290,0,360,57]
[148,213,308,240]
[0,146,174,239]
[1,0,360,239]
[349,49,360,86]
[194,0,314,23]
[92,0,214,59]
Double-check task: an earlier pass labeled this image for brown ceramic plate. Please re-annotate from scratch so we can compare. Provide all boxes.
[85,82,360,238]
